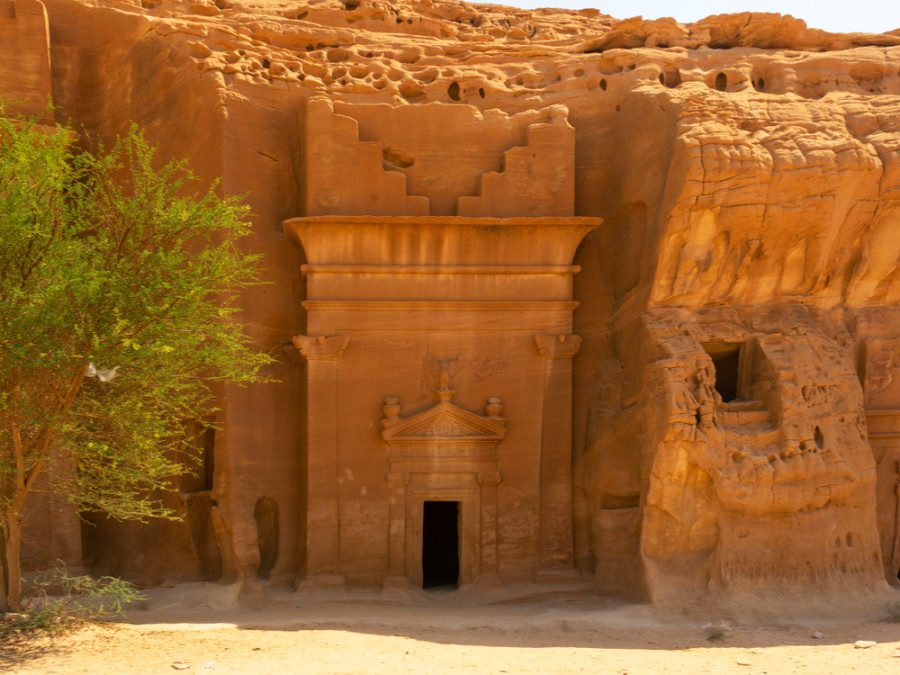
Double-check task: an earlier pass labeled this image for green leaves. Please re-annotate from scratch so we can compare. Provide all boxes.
[0,110,270,523]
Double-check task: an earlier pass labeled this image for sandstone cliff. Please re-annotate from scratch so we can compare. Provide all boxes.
[3,0,900,613]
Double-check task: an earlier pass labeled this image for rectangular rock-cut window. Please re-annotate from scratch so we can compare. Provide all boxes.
[702,342,743,403]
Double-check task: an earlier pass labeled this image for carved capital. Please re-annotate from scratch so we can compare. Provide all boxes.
[386,472,410,489]
[535,334,582,360]
[382,397,402,429]
[292,334,350,361]
[477,470,502,487]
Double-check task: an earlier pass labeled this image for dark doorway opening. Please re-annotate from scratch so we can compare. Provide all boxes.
[702,342,743,402]
[422,501,459,589]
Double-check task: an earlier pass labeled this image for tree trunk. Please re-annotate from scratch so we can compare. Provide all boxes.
[2,509,21,612]
[0,520,8,613]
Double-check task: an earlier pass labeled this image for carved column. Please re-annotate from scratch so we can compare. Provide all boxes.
[293,334,349,588]
[384,471,410,588]
[534,333,581,578]
[478,470,502,578]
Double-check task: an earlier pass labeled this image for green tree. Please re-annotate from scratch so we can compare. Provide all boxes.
[0,110,269,612]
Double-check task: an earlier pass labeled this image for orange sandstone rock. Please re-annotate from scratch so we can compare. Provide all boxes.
[2,0,900,613]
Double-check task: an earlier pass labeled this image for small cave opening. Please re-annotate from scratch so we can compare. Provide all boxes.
[254,497,279,581]
[702,342,743,403]
[422,501,459,589]
[814,425,824,449]
[448,81,461,101]
[714,72,728,91]
[660,69,681,88]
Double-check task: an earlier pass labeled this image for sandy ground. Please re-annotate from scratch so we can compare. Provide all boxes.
[3,585,900,674]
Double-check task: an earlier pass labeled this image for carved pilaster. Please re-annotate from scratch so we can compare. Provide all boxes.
[534,333,580,576]
[477,470,502,575]
[295,334,349,589]
[384,471,411,587]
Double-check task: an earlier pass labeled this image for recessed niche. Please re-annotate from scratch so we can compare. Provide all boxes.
[714,72,728,91]
[254,497,279,581]
[660,69,681,88]
[702,342,743,402]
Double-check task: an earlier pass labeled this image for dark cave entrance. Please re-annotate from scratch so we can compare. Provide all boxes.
[422,501,460,589]
[702,342,743,402]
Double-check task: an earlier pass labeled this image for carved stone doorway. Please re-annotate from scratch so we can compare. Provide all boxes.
[422,501,460,588]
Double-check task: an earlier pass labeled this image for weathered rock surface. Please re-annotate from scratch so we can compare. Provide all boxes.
[3,0,900,612]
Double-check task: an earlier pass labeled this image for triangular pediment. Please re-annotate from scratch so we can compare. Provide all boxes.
[382,401,506,441]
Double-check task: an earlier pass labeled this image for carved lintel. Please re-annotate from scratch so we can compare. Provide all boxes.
[535,333,582,360]
[477,470,502,487]
[386,471,410,489]
[292,334,350,361]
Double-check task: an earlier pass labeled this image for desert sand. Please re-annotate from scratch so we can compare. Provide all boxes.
[4,586,900,674]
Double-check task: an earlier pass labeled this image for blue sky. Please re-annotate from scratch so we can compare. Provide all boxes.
[486,1,900,34]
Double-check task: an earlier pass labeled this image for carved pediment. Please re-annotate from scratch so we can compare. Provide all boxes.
[382,401,506,443]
